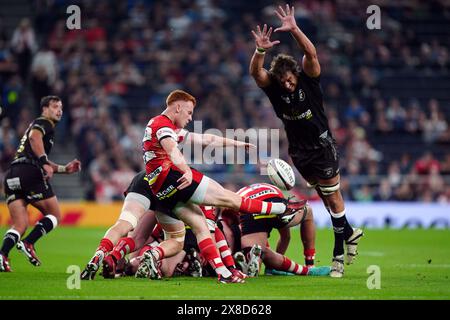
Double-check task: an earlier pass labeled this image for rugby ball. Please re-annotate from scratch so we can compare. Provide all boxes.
[267,158,295,190]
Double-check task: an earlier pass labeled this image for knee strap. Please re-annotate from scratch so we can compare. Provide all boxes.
[319,182,340,196]
[163,228,186,243]
[118,210,139,229]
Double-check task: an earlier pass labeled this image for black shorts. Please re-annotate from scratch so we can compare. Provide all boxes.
[290,143,340,181]
[152,168,205,212]
[240,205,308,237]
[183,228,199,252]
[124,171,157,211]
[3,163,54,205]
[217,219,242,253]
[240,214,287,237]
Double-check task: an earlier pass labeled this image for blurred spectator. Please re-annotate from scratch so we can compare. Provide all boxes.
[386,98,407,132]
[345,97,367,123]
[414,152,441,175]
[10,18,37,82]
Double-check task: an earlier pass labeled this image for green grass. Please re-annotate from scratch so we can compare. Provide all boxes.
[0,227,449,300]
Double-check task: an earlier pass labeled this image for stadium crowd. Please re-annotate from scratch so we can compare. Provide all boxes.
[0,0,449,203]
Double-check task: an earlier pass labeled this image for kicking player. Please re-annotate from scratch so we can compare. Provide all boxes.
[249,4,363,277]
[0,96,81,272]
[137,89,304,283]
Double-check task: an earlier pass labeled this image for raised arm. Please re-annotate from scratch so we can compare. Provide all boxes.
[274,4,321,78]
[249,24,280,87]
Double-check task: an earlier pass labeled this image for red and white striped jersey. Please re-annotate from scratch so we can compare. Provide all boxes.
[142,115,188,192]
[236,183,285,201]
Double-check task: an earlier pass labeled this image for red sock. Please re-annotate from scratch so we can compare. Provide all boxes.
[150,246,165,261]
[198,238,229,277]
[214,227,235,268]
[96,238,114,254]
[111,237,135,261]
[280,256,309,275]
[304,248,316,266]
[138,244,153,257]
[239,197,272,214]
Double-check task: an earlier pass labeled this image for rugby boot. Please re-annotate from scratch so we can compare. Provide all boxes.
[218,273,245,283]
[136,250,162,280]
[0,253,12,272]
[247,244,262,277]
[81,250,105,280]
[345,228,364,265]
[330,255,344,278]
[17,241,41,266]
[233,251,248,274]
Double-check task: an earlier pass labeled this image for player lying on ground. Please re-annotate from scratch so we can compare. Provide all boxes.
[0,96,81,272]
[120,207,245,278]
[120,205,245,280]
[219,183,330,277]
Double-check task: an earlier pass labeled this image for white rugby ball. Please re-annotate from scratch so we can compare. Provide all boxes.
[267,158,295,190]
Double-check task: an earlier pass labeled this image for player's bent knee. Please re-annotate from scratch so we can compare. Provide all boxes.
[118,210,139,230]
[319,182,340,196]
[305,205,313,220]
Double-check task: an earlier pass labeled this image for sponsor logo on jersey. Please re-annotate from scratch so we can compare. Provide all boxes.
[6,178,21,191]
[26,193,44,201]
[247,189,279,199]
[282,108,312,121]
[143,127,152,142]
[146,166,162,185]
[323,167,334,178]
[156,185,177,199]
[299,89,305,101]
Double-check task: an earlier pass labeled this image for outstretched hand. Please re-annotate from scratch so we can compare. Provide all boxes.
[274,4,298,33]
[65,159,81,174]
[251,24,280,50]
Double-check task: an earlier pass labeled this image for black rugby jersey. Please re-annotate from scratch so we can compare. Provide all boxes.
[14,117,56,161]
[262,70,333,151]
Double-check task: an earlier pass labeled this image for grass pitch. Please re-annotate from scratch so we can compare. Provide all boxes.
[0,227,449,300]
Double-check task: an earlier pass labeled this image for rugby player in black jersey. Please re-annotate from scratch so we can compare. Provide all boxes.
[0,96,81,272]
[249,4,363,277]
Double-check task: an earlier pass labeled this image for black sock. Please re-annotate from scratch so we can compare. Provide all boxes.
[23,216,57,245]
[331,216,345,257]
[343,216,354,240]
[0,230,20,257]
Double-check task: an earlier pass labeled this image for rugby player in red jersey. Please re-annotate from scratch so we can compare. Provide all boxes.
[138,89,304,283]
